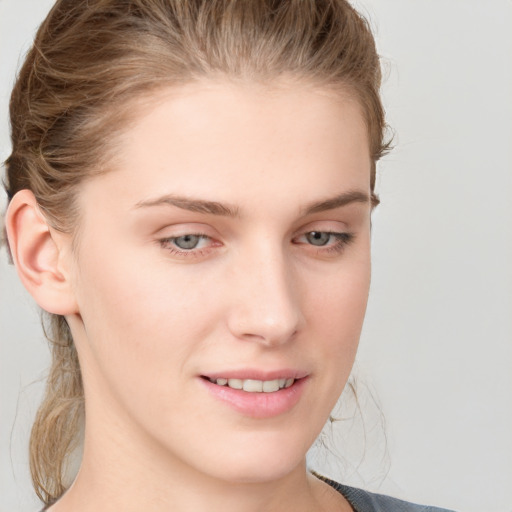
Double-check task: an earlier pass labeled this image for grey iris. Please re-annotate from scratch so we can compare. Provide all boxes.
[306,232,330,246]
[174,234,201,249]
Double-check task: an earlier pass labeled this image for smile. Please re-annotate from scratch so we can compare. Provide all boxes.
[207,377,295,393]
[200,374,308,418]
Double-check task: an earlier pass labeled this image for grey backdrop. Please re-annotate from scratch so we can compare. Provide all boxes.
[1,1,511,511]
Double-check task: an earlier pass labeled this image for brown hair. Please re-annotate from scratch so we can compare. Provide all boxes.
[3,0,390,505]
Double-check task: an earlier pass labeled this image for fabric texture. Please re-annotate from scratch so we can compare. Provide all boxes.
[318,474,456,512]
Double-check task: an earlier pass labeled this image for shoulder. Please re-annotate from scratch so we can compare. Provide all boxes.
[316,475,456,512]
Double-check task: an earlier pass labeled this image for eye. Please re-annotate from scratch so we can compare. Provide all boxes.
[172,234,205,250]
[159,233,215,258]
[294,231,354,255]
[305,231,332,246]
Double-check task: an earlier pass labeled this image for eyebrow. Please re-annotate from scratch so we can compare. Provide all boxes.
[134,195,240,217]
[134,190,371,217]
[301,190,371,214]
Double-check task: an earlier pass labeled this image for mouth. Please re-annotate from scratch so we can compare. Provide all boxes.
[199,368,309,418]
[200,373,308,418]
[202,376,296,393]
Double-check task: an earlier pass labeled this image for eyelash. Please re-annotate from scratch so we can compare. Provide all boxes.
[158,231,355,259]
[296,232,355,255]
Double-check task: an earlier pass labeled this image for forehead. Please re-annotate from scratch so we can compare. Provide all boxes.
[81,81,371,214]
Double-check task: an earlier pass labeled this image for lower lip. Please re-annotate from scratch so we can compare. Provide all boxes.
[199,377,308,419]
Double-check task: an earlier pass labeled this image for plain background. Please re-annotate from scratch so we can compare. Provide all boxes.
[1,1,511,511]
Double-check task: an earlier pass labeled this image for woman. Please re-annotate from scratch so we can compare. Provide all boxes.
[3,1,455,511]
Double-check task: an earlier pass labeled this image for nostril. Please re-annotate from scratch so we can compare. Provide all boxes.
[225,266,302,346]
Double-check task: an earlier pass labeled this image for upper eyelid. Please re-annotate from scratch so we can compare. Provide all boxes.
[154,224,218,240]
[158,221,349,236]
[292,217,350,232]
[153,216,349,235]
[293,231,352,244]
[293,223,349,237]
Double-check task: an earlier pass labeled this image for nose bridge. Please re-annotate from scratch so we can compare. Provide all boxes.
[227,233,302,345]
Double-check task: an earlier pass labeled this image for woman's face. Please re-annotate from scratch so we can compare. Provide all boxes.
[67,81,372,483]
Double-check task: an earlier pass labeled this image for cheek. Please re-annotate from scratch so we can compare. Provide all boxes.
[307,256,370,340]
[71,238,222,386]
[71,244,171,384]
[70,252,211,437]
[301,251,371,396]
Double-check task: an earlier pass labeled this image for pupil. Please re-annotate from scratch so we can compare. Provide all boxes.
[175,235,200,249]
[307,232,330,246]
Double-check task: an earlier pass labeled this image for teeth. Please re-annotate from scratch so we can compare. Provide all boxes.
[243,379,263,392]
[227,378,243,390]
[262,379,280,392]
[210,377,296,393]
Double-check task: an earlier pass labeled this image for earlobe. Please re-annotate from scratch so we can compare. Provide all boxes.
[5,189,78,315]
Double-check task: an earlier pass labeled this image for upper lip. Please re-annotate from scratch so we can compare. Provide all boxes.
[201,369,309,381]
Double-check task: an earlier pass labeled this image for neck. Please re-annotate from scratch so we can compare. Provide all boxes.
[48,406,331,512]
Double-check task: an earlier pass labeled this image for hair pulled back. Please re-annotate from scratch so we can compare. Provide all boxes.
[3,0,390,505]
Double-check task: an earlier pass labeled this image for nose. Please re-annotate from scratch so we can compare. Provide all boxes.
[226,242,303,347]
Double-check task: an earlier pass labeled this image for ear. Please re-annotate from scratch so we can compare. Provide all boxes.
[5,189,78,315]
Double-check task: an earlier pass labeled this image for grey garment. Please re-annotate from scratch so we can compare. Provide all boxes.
[321,476,457,512]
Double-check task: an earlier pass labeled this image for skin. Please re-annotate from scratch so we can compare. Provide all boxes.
[8,81,372,512]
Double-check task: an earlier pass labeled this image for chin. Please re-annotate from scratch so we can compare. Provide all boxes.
[215,457,304,485]
[187,429,313,485]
